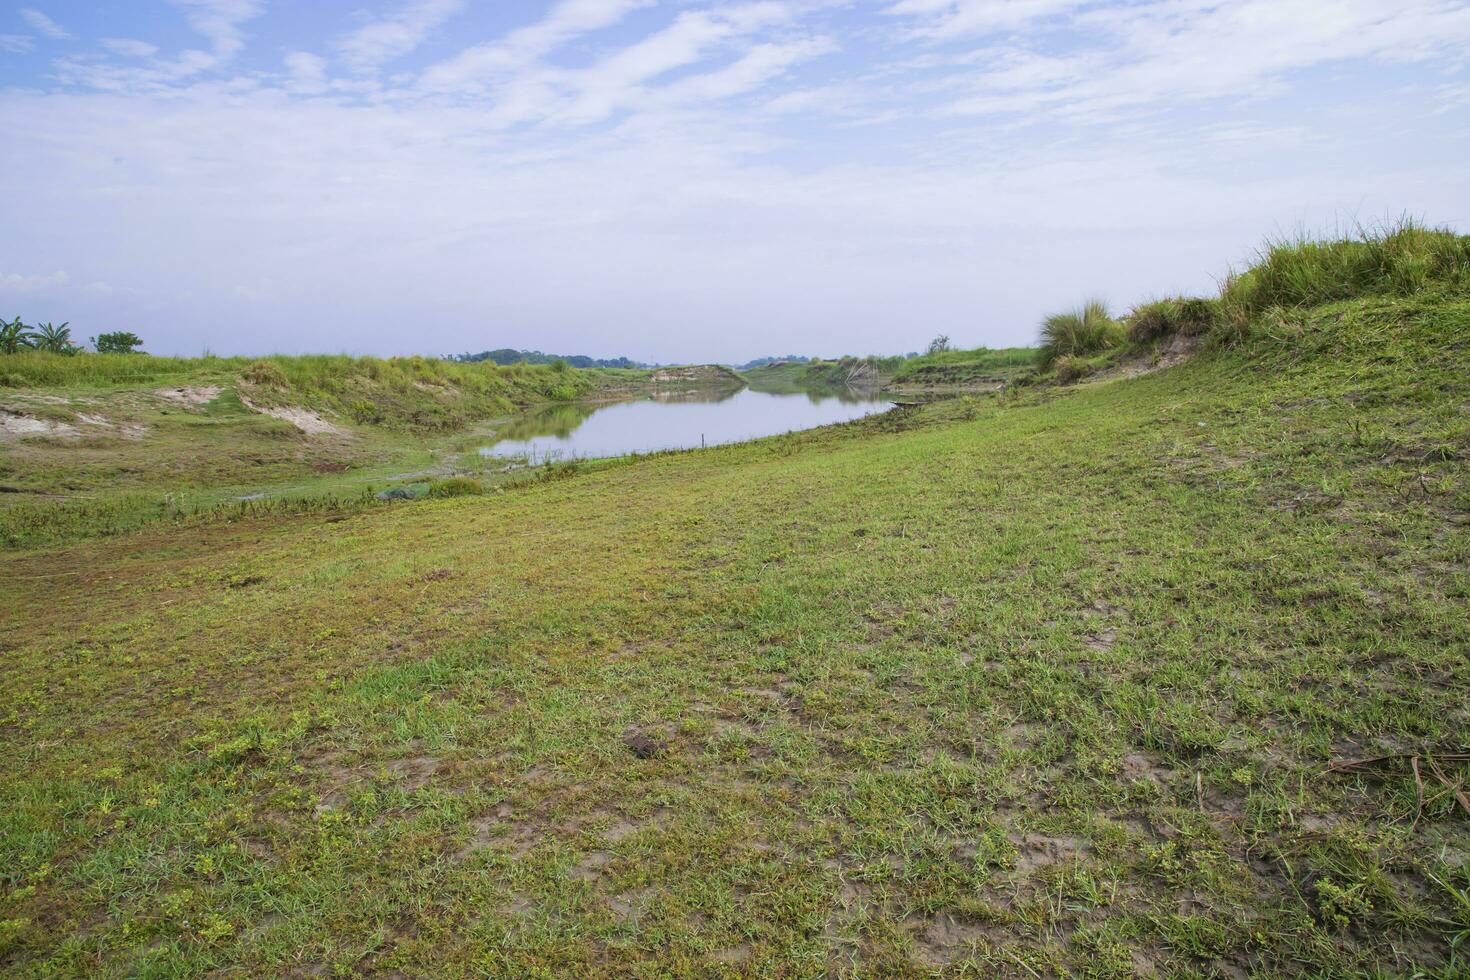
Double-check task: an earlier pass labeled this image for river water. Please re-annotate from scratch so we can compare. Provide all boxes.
[479,386,895,462]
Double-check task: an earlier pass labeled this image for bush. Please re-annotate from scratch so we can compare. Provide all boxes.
[241,360,288,388]
[93,331,144,354]
[1037,299,1123,371]
[1217,218,1470,339]
[1126,297,1219,342]
[427,476,484,498]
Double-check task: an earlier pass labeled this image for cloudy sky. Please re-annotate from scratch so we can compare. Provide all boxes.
[1,1,1468,361]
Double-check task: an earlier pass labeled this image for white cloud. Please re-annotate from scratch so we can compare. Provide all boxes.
[102,38,161,58]
[890,0,1470,122]
[284,51,329,92]
[0,34,34,54]
[0,270,69,294]
[419,0,653,93]
[886,0,1087,39]
[20,8,72,40]
[334,0,466,73]
[170,0,263,59]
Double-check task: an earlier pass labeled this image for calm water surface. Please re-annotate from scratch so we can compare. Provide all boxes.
[480,387,895,461]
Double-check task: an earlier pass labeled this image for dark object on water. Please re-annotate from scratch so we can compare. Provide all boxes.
[622,729,666,759]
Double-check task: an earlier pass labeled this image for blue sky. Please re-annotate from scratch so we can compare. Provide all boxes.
[2,1,1468,361]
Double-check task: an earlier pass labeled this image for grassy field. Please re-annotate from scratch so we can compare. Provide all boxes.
[0,354,616,548]
[3,273,1469,975]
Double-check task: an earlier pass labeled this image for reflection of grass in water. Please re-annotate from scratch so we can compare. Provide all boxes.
[745,378,886,405]
[491,401,599,441]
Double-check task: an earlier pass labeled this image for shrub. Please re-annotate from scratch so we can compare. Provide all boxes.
[1037,299,1123,371]
[1126,297,1219,342]
[1217,218,1470,339]
[93,331,144,354]
[241,360,288,388]
[428,476,484,498]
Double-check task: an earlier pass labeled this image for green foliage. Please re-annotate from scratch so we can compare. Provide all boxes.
[1125,297,1219,343]
[1037,299,1124,370]
[888,345,1036,386]
[926,334,952,354]
[240,360,288,387]
[0,316,33,354]
[93,331,144,354]
[30,322,78,355]
[427,476,484,498]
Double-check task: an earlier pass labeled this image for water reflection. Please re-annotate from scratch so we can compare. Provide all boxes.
[481,385,894,461]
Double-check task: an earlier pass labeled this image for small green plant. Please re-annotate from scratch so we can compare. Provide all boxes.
[92,331,144,354]
[1315,877,1373,930]
[427,476,484,497]
[0,316,33,354]
[1037,299,1123,370]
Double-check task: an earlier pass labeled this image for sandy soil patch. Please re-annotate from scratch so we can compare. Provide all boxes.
[1,409,76,438]
[155,385,223,408]
[238,395,343,436]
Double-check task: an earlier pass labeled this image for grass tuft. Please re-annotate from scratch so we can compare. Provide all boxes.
[1037,299,1123,370]
[427,476,485,498]
[1126,297,1220,343]
[1217,217,1470,339]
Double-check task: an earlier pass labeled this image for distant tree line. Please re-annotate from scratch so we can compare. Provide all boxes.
[1,316,145,355]
[452,348,648,369]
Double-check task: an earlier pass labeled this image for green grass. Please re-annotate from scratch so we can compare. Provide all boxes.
[1125,297,1221,343]
[887,347,1037,389]
[3,285,1468,975]
[1219,218,1470,336]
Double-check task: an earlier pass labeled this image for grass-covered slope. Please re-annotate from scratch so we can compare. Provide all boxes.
[0,353,597,547]
[1,351,592,429]
[887,346,1037,390]
[745,356,902,391]
[3,290,1468,975]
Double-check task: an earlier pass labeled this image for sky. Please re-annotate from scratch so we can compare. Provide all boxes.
[1,1,1468,362]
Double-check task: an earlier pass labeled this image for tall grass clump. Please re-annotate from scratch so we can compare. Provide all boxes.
[1037,300,1123,371]
[1218,218,1470,339]
[1126,297,1219,343]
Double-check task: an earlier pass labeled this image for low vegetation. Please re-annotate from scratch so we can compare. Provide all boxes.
[744,355,902,391]
[3,221,1469,975]
[1035,299,1124,371]
[886,346,1036,389]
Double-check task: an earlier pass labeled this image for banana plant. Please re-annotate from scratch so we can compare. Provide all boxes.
[0,316,34,354]
[32,321,77,354]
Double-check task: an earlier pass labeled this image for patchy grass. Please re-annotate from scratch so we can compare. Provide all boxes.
[3,292,1468,975]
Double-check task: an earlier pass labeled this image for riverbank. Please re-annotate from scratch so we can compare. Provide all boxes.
[5,262,1469,974]
[0,357,753,548]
